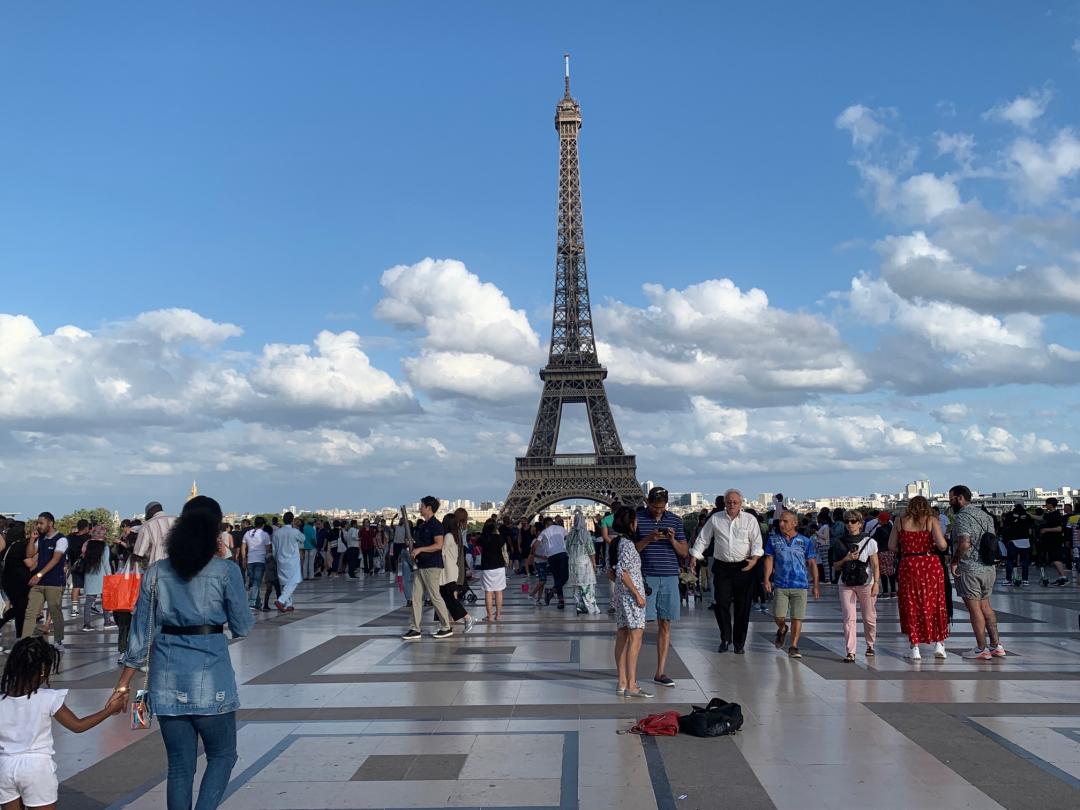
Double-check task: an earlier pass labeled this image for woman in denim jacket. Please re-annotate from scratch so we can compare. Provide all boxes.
[113,496,254,810]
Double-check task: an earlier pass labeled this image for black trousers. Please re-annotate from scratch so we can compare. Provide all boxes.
[548,552,570,599]
[346,547,361,577]
[712,561,754,648]
[0,587,29,639]
[439,583,467,622]
[362,548,375,573]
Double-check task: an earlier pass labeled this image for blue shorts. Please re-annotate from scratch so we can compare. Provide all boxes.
[644,575,680,622]
[535,561,550,583]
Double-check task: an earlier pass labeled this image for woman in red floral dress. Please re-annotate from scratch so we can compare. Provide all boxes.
[888,495,949,661]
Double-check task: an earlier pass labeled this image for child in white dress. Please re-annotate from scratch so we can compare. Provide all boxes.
[0,638,125,809]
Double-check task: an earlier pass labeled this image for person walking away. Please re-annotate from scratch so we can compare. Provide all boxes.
[241,517,270,610]
[341,520,358,577]
[763,510,819,658]
[80,525,116,632]
[113,519,139,659]
[0,637,126,809]
[65,519,91,620]
[115,495,254,810]
[272,513,304,612]
[527,518,554,606]
[540,517,570,608]
[359,519,377,575]
[566,509,601,615]
[689,489,763,655]
[21,513,68,648]
[477,518,507,621]
[216,523,234,561]
[949,485,1006,660]
[302,519,317,580]
[437,513,475,634]
[1039,497,1070,586]
[830,511,879,661]
[635,487,689,687]
[132,501,176,567]
[609,506,652,698]
[889,495,949,660]
[0,523,31,646]
[261,550,281,612]
[1002,502,1035,586]
[401,497,453,640]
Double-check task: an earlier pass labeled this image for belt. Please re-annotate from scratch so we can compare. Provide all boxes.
[161,624,224,636]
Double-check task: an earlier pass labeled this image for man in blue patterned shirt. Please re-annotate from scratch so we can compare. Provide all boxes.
[763,510,819,659]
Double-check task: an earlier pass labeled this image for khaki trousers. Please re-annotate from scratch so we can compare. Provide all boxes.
[23,585,65,643]
[410,567,451,632]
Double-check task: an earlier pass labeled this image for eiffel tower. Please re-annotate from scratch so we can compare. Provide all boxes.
[501,56,644,522]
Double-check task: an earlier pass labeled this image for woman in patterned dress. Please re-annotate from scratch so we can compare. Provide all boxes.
[566,509,600,615]
[607,506,651,698]
[889,495,950,661]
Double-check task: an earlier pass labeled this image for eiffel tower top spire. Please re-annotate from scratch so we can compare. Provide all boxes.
[550,53,596,369]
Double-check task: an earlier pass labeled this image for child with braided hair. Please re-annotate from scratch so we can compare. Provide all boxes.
[0,637,125,809]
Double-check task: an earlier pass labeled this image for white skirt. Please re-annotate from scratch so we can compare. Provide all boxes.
[481,568,507,592]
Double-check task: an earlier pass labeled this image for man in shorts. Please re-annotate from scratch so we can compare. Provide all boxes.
[635,487,688,689]
[949,484,1006,660]
[763,510,819,658]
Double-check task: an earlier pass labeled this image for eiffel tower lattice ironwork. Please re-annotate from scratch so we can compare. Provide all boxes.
[501,56,643,522]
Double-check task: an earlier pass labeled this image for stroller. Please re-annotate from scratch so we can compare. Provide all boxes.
[457,570,479,605]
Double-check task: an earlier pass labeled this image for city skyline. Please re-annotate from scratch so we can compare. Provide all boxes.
[2,4,1080,516]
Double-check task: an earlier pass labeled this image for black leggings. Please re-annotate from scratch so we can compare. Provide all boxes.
[879,574,897,595]
[0,588,29,639]
[439,583,468,622]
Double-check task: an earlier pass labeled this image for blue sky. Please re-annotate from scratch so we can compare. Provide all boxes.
[2,3,1080,515]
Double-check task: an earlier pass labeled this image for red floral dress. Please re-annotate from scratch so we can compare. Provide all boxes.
[897,526,949,645]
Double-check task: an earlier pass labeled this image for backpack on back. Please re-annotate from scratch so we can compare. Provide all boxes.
[978,531,1001,566]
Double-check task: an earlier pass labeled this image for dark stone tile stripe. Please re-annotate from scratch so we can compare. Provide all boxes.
[245,634,691,684]
[654,734,776,810]
[234,703,693,722]
[865,703,1080,809]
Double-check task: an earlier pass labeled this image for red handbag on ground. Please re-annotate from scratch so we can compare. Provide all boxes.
[102,565,141,612]
[626,711,680,736]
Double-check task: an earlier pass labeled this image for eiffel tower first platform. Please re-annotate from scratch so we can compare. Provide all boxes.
[501,56,644,522]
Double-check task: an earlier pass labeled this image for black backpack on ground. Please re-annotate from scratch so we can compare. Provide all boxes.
[840,539,870,587]
[978,531,1001,566]
[678,698,743,737]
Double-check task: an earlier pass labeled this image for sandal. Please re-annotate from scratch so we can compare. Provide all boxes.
[866,647,875,657]
[843,653,856,662]
[774,625,788,648]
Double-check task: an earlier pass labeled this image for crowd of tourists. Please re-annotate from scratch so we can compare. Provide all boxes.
[0,485,1077,808]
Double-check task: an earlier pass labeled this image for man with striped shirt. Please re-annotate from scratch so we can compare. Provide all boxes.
[635,486,688,689]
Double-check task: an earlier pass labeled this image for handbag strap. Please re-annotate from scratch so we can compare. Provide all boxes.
[141,570,158,692]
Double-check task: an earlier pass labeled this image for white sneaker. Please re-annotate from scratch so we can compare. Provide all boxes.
[962,647,992,660]
[933,642,947,659]
[991,644,1007,658]
[905,645,921,660]
[463,615,475,634]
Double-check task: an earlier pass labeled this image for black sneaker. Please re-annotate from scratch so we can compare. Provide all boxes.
[653,675,675,688]
[718,642,730,653]
[401,629,422,641]
[1055,578,1069,587]
[432,628,454,640]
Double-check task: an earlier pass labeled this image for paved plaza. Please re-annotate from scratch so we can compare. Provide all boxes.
[47,573,1080,809]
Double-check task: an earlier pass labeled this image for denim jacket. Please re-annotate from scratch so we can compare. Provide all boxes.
[121,557,254,715]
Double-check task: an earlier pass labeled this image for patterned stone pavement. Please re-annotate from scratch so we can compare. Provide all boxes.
[37,572,1080,809]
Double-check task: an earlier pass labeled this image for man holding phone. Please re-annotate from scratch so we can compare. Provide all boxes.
[635,486,688,689]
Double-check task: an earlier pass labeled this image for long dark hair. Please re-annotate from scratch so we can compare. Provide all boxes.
[166,496,223,581]
[83,539,106,574]
[1,637,61,698]
[607,506,637,570]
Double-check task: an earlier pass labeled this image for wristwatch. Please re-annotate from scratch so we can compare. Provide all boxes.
[114,686,129,694]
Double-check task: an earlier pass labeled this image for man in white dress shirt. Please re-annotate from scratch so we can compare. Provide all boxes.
[689,489,763,654]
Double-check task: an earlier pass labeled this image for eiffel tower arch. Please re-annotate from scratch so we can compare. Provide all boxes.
[501,56,643,522]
